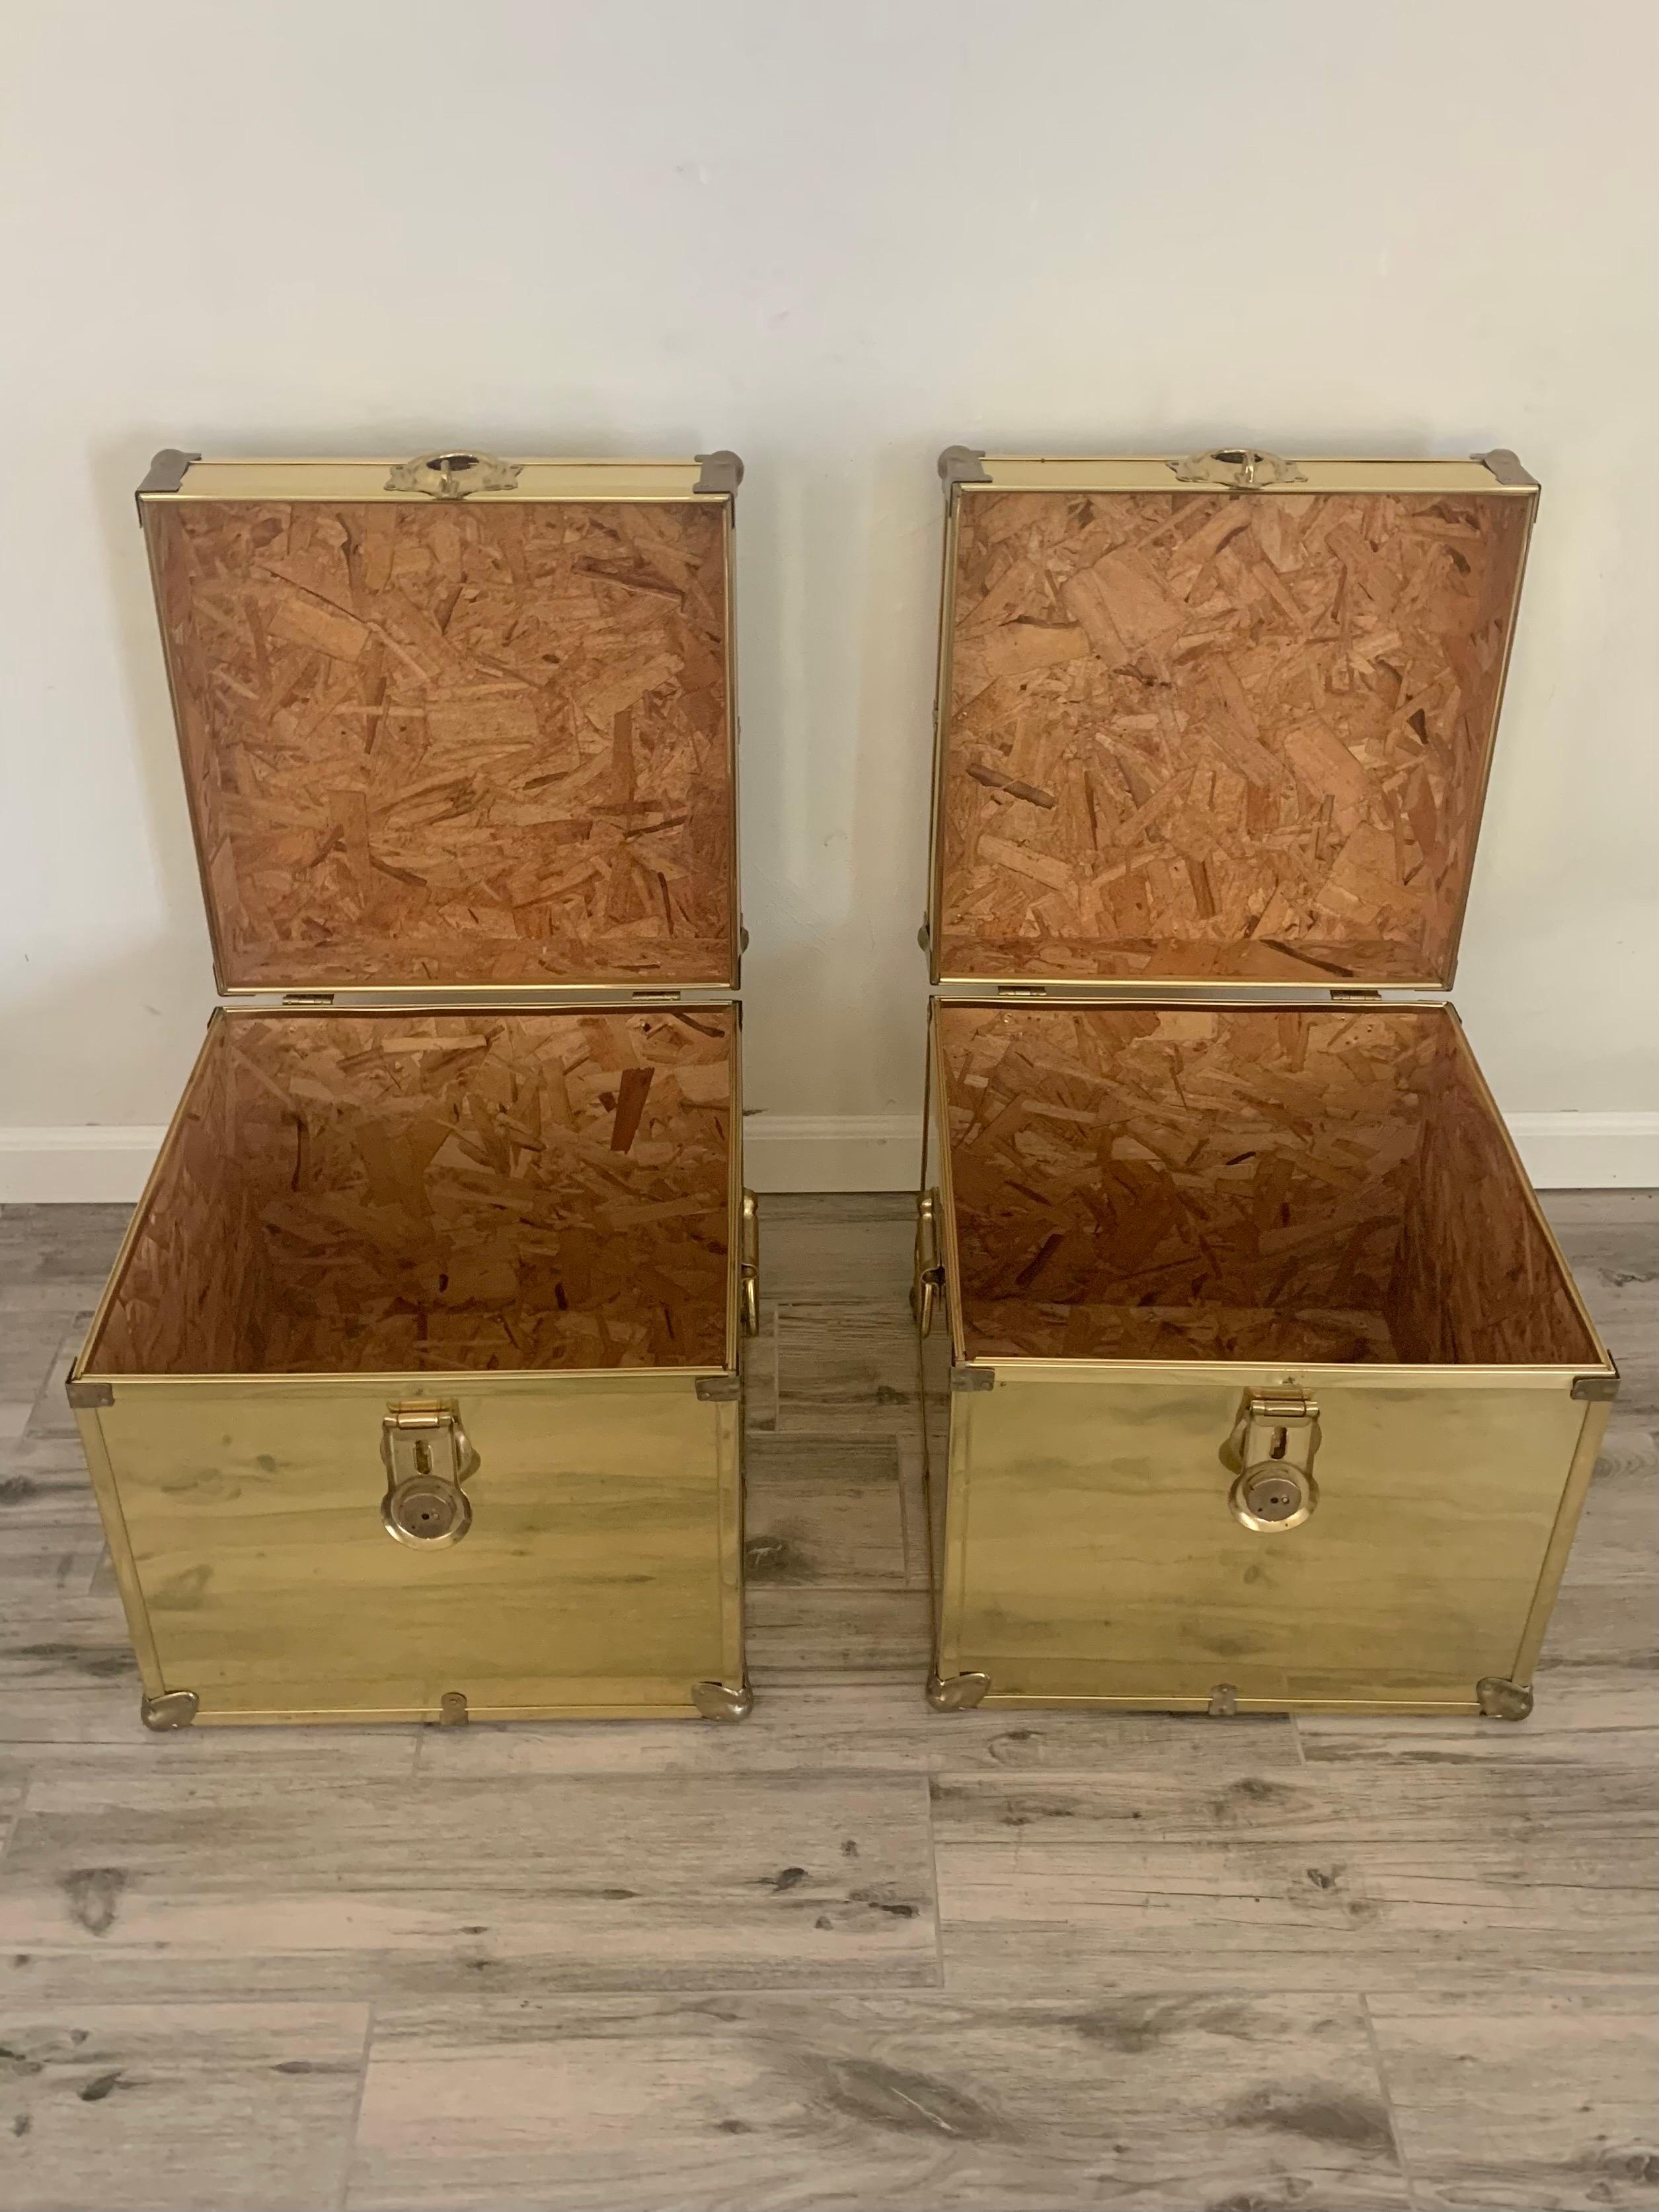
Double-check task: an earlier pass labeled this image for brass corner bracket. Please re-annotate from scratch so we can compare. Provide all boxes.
[692,1679,753,1723]
[693,450,744,496]
[927,1671,991,1712]
[134,447,200,523]
[1477,1677,1534,1723]
[939,445,991,488]
[141,1689,198,1732]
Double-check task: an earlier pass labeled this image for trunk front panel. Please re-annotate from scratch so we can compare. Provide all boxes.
[79,1374,740,1721]
[937,1369,1594,1709]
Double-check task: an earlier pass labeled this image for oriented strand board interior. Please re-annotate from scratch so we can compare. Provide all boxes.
[87,1009,734,1375]
[147,497,735,991]
[937,1002,1596,1367]
[937,487,1531,985]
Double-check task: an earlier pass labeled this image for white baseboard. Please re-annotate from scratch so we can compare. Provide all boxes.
[1,1111,1656,1203]
[1502,1112,1659,1192]
[744,1114,921,1194]
[0,1126,171,1203]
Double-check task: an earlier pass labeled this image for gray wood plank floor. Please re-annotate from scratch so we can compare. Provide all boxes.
[0,1191,1654,2212]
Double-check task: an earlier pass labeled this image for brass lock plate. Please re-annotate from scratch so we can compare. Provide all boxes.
[381,1403,479,1548]
[1223,1390,1320,1533]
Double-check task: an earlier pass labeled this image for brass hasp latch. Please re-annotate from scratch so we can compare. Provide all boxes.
[381,1402,479,1547]
[1223,1389,1321,1532]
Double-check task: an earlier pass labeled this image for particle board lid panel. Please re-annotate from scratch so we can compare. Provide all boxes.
[141,457,738,994]
[931,455,1536,989]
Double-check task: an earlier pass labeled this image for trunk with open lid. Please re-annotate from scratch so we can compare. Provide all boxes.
[68,446,756,1728]
[917,446,1616,1720]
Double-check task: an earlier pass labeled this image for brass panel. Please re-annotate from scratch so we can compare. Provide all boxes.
[934,1365,1594,1711]
[79,1371,742,1723]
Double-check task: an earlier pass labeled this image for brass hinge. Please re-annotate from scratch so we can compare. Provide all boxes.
[996,983,1048,1000]
[1329,989,1383,1005]
[282,992,336,1007]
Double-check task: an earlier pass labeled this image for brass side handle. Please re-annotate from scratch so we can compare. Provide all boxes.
[912,1189,945,1337]
[1169,448,1306,492]
[384,449,523,500]
[381,1402,478,1547]
[740,1189,760,1337]
[1222,1389,1320,1532]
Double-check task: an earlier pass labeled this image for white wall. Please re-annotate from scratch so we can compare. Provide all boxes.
[3,0,1656,1193]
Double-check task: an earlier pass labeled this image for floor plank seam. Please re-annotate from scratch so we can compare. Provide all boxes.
[1361,1991,1424,2212]
[336,1999,377,2212]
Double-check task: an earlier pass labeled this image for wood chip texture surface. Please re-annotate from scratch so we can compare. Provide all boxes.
[148,498,734,989]
[939,1003,1597,1367]
[87,1010,734,1375]
[937,488,1529,984]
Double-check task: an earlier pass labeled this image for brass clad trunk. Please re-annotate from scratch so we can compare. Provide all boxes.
[916,446,1617,1720]
[70,448,755,1728]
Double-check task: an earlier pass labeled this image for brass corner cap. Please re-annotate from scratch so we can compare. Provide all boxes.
[939,445,991,488]
[927,1671,991,1712]
[692,1679,753,1723]
[693,450,744,496]
[1473,447,1539,491]
[141,1689,199,1732]
[134,447,200,521]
